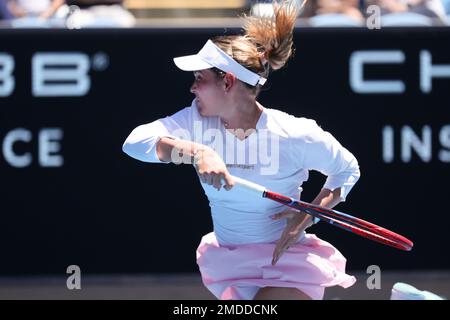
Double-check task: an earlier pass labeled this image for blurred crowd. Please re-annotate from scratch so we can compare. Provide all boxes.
[0,0,449,27]
[265,0,450,26]
[0,0,135,27]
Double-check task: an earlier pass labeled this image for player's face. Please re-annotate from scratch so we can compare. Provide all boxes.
[190,69,225,117]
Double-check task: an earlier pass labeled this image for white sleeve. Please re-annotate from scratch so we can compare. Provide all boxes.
[293,119,361,202]
[122,106,195,163]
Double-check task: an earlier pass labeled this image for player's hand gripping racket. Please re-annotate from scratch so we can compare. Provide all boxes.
[228,175,413,251]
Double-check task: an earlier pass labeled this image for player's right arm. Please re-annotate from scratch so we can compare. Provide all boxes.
[122,106,233,190]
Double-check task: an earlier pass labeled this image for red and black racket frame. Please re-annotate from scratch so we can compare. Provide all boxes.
[263,190,413,251]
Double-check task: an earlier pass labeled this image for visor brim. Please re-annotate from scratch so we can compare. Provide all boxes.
[173,55,213,71]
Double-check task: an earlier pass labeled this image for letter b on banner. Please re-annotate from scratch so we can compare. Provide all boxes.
[32,53,90,97]
[0,53,14,97]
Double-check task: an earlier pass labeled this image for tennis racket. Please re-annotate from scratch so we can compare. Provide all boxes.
[229,175,413,251]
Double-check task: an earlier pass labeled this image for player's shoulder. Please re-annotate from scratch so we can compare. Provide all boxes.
[264,107,320,137]
[170,104,194,118]
[167,100,203,121]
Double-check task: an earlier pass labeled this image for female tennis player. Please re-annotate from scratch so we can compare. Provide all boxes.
[122,0,360,300]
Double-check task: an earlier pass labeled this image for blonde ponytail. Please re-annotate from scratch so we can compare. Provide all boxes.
[243,1,300,70]
[211,1,301,92]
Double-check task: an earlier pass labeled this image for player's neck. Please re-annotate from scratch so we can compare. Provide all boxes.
[220,100,263,132]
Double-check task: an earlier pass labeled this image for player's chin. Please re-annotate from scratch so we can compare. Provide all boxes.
[197,103,217,117]
[198,107,207,116]
[198,107,211,117]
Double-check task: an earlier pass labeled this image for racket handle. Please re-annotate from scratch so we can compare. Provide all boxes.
[229,175,266,197]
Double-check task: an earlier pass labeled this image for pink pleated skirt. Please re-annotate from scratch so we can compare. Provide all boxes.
[196,232,356,300]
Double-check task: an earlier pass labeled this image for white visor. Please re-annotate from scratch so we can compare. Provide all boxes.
[173,40,267,87]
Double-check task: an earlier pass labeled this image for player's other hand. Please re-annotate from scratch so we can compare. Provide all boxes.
[270,209,313,266]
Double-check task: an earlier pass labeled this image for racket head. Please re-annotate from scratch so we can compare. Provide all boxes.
[264,190,414,251]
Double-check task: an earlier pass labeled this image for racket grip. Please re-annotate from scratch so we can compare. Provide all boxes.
[229,175,266,197]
